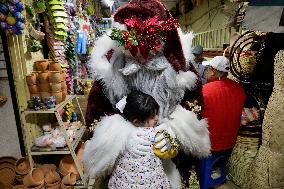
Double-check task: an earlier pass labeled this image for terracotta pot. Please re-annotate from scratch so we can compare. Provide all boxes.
[49,62,62,71]
[40,92,51,101]
[62,173,76,186]
[15,157,31,175]
[12,185,26,189]
[38,164,56,176]
[26,73,37,85]
[39,83,50,92]
[46,179,61,188]
[44,170,60,184]
[49,72,61,83]
[28,85,39,94]
[50,82,62,92]
[51,91,62,105]
[0,163,16,185]
[28,182,44,189]
[23,168,44,187]
[62,90,67,101]
[60,182,74,189]
[61,81,67,91]
[59,156,79,180]
[35,60,50,72]
[38,72,49,84]
[60,71,66,81]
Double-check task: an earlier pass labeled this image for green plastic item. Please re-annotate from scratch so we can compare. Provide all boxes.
[50,5,65,10]
[53,23,66,30]
[48,0,64,5]
[53,17,68,23]
[55,31,67,36]
[52,11,68,17]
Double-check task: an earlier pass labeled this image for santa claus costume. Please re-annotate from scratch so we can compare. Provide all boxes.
[83,0,211,188]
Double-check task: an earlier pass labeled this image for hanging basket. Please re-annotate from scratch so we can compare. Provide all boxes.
[29,26,45,41]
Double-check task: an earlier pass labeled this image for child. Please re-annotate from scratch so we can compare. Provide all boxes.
[83,91,172,189]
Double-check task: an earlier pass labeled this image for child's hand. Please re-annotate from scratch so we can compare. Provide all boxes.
[127,129,152,158]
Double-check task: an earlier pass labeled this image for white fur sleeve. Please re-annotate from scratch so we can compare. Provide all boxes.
[166,105,211,157]
[83,114,134,178]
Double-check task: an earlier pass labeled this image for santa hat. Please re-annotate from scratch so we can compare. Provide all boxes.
[113,0,187,72]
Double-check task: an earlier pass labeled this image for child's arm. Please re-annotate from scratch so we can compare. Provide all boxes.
[83,114,134,178]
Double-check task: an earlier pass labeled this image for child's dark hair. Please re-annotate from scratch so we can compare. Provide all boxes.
[123,90,159,124]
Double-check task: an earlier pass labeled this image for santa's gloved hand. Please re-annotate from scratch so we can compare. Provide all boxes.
[154,123,176,152]
[127,129,152,158]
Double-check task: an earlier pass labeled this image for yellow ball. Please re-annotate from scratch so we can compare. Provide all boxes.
[6,16,16,25]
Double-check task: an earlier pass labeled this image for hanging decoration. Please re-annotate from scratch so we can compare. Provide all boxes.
[0,0,25,35]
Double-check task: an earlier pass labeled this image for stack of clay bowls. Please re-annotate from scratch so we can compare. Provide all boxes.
[44,169,61,189]
[58,156,79,180]
[14,157,31,185]
[23,168,45,189]
[61,173,76,189]
[0,156,17,188]
[26,59,67,105]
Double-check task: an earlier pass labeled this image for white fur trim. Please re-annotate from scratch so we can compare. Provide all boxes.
[83,114,134,178]
[178,28,195,64]
[176,71,198,90]
[88,34,114,78]
[162,159,182,189]
[167,105,211,157]
[112,20,127,30]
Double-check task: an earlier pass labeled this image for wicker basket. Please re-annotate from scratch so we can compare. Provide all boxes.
[227,134,260,188]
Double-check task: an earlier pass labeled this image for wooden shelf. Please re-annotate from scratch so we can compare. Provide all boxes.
[24,95,75,114]
[30,126,86,155]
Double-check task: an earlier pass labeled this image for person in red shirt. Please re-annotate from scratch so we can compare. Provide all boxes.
[202,56,246,151]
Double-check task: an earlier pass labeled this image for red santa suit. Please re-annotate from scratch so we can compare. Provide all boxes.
[83,0,211,188]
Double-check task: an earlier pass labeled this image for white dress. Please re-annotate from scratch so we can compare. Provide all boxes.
[108,127,171,189]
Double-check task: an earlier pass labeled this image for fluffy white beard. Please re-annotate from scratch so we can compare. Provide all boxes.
[103,53,185,118]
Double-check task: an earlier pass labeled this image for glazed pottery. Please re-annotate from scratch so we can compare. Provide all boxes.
[49,62,61,71]
[23,168,44,187]
[15,157,31,175]
[26,73,37,85]
[49,71,61,83]
[38,72,49,84]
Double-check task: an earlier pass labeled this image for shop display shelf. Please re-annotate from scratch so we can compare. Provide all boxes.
[30,126,86,155]
[21,94,87,187]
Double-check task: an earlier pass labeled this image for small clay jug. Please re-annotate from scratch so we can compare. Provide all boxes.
[50,82,62,92]
[28,84,39,94]
[60,70,66,81]
[61,81,67,91]
[39,83,50,92]
[15,157,31,175]
[39,92,50,101]
[51,91,62,104]
[23,168,44,187]
[44,170,60,184]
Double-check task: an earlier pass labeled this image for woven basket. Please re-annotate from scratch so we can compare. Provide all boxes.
[227,134,260,188]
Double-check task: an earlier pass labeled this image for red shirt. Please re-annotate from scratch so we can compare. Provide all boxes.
[202,78,246,151]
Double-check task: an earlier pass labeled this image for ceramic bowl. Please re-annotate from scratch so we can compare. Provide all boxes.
[15,157,31,175]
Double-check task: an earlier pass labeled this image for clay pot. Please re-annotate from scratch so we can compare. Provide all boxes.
[39,83,50,92]
[62,90,67,101]
[12,185,26,189]
[51,91,62,105]
[38,164,56,176]
[15,157,31,175]
[49,62,62,71]
[61,81,67,91]
[28,85,39,94]
[46,179,61,189]
[23,168,44,187]
[0,163,16,185]
[59,156,78,177]
[40,92,51,101]
[38,72,49,84]
[60,71,66,81]
[61,182,74,189]
[49,72,61,83]
[50,82,62,92]
[62,173,76,186]
[35,60,50,72]
[44,170,60,184]
[26,73,37,85]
